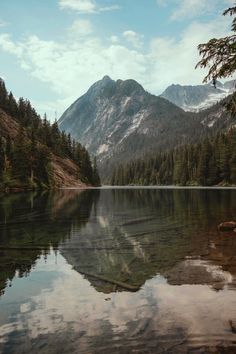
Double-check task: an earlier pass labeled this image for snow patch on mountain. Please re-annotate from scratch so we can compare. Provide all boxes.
[201,107,226,128]
[97,144,109,154]
[120,110,147,143]
[161,80,235,113]
[183,89,232,112]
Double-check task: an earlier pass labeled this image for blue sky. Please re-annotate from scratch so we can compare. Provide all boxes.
[0,0,234,119]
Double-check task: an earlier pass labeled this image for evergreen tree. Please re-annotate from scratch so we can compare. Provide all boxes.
[29,131,37,185]
[111,128,236,187]
[12,128,30,183]
[92,157,101,186]
[196,5,236,113]
[0,78,100,189]
[0,138,5,177]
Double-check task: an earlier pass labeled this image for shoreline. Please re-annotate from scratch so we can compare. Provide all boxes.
[1,184,236,194]
[64,185,236,190]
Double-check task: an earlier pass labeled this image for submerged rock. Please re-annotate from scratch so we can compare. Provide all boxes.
[218,221,236,232]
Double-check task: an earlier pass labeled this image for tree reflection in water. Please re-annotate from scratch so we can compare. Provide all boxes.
[0,188,236,353]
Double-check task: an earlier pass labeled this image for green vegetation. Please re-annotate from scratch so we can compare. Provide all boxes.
[111,128,236,186]
[0,78,100,189]
[112,4,236,187]
[196,4,236,112]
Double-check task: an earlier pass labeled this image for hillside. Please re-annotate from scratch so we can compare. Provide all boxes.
[0,79,100,190]
[111,128,236,186]
[59,76,207,178]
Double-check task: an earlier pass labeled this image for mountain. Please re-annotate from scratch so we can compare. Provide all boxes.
[161,80,235,112]
[0,78,100,190]
[59,76,207,178]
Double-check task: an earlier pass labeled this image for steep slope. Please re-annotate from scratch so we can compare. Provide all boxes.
[197,97,233,129]
[161,80,235,112]
[0,108,87,189]
[59,76,206,175]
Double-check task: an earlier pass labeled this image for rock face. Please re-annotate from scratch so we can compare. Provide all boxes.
[51,155,87,188]
[0,108,21,139]
[161,80,235,112]
[59,76,205,175]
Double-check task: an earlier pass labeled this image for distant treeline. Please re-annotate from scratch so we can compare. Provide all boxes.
[111,128,236,186]
[0,78,100,189]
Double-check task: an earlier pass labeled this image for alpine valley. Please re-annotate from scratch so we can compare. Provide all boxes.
[59,76,235,180]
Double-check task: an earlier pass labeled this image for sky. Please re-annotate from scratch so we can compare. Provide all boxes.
[0,0,234,119]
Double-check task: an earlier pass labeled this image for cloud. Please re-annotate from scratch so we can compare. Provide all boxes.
[0,32,145,115]
[0,20,7,28]
[0,34,23,56]
[157,0,236,20]
[123,30,143,49]
[147,16,230,92]
[156,0,167,6]
[110,35,119,44]
[0,14,231,117]
[59,0,96,13]
[171,0,213,20]
[59,0,120,14]
[69,19,93,36]
[99,5,120,12]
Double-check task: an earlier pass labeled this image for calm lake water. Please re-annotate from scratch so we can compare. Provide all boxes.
[0,188,236,353]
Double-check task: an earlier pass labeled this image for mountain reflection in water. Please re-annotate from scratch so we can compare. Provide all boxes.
[0,188,236,353]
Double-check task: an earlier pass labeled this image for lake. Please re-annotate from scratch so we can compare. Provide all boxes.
[0,188,236,353]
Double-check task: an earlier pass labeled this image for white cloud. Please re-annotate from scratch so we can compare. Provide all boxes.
[99,5,120,12]
[59,0,120,14]
[0,32,146,115]
[69,19,93,36]
[147,16,230,92]
[0,20,7,28]
[59,0,96,13]
[171,0,213,20]
[123,30,143,49]
[0,34,23,56]
[110,35,119,44]
[157,0,236,20]
[0,14,231,117]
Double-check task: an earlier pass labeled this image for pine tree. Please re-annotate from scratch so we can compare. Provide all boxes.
[0,78,100,189]
[0,138,5,178]
[196,5,236,113]
[35,145,51,186]
[29,131,37,185]
[12,128,30,184]
[92,157,101,186]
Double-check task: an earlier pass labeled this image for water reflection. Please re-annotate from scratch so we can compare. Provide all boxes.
[0,188,236,353]
[0,189,100,296]
[61,189,236,293]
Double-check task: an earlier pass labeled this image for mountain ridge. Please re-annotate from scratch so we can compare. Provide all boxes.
[58,76,235,180]
[161,80,235,112]
[59,76,206,174]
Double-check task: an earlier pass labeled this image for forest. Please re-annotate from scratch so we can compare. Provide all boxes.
[0,78,100,189]
[111,128,236,186]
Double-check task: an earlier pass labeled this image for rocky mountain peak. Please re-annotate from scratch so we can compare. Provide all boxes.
[73,76,146,106]
[161,79,235,112]
[102,75,112,82]
[58,76,207,179]
[116,79,145,96]
[87,75,116,99]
